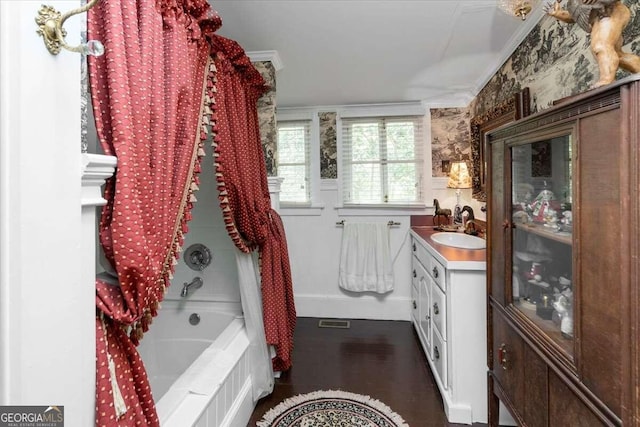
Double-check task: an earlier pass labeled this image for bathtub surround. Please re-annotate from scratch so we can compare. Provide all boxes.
[136,301,254,426]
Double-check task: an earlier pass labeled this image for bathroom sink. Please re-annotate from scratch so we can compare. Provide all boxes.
[430,232,486,250]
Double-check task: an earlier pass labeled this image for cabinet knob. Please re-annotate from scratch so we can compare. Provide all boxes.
[426,313,431,322]
[413,269,417,278]
[434,346,440,360]
[432,267,439,278]
[498,343,509,370]
[412,300,417,310]
[433,302,439,315]
[502,219,516,229]
[412,243,416,252]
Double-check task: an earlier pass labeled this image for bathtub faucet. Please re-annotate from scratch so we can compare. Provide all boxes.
[181,277,203,297]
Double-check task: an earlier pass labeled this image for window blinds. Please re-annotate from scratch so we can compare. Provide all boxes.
[340,116,424,205]
[277,120,311,204]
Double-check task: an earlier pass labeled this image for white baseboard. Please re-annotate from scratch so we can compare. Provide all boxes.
[294,294,411,321]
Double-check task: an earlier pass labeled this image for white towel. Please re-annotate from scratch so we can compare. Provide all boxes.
[339,222,394,293]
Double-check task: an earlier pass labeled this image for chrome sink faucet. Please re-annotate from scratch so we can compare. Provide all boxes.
[181,277,203,297]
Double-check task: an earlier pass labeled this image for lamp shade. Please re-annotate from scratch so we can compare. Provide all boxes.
[447,161,472,189]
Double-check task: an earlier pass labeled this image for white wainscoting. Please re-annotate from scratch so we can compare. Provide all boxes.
[280,181,419,321]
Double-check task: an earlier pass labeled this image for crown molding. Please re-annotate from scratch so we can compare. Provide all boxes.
[247,50,284,71]
[472,6,545,97]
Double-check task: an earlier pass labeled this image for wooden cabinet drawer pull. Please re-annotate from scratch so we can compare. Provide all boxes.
[413,269,417,278]
[432,267,439,278]
[412,300,417,310]
[433,302,440,315]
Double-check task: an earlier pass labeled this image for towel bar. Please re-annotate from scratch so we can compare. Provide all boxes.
[335,220,400,227]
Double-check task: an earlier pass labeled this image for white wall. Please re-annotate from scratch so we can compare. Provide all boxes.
[281,181,415,321]
[163,143,242,304]
[0,2,95,425]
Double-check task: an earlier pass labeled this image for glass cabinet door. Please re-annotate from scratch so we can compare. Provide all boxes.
[510,135,574,357]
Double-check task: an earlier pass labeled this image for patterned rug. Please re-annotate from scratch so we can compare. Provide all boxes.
[256,390,409,427]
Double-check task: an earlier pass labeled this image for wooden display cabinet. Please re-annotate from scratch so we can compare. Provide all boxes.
[486,76,640,426]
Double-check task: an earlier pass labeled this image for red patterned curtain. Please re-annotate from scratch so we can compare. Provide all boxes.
[88,1,219,425]
[210,35,297,372]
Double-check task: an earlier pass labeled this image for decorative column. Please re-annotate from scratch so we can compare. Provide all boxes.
[267,176,285,211]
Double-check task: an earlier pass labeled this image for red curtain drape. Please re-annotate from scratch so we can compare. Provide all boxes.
[89,1,219,425]
[210,35,297,372]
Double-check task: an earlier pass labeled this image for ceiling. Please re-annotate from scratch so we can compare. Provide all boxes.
[211,1,543,108]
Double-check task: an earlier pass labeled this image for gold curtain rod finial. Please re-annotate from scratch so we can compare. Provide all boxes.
[35,0,104,57]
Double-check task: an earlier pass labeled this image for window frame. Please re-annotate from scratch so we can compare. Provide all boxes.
[276,109,324,215]
[337,103,429,211]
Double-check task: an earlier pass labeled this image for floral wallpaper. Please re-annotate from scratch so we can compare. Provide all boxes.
[319,112,338,179]
[472,3,640,117]
[430,108,471,178]
[254,61,278,176]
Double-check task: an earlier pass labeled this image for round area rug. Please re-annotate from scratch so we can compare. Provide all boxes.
[256,390,409,427]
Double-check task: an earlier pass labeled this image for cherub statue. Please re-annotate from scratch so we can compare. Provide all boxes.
[545,0,640,88]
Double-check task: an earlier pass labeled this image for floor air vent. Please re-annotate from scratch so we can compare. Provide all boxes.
[318,319,351,329]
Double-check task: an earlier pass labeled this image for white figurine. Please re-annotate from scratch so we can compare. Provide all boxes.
[553,288,573,338]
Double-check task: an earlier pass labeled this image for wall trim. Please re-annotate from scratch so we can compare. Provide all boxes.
[294,294,412,321]
[81,154,117,207]
[247,50,284,71]
[320,179,338,191]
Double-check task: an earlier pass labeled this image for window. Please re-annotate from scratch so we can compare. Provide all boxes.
[277,120,311,204]
[340,116,424,206]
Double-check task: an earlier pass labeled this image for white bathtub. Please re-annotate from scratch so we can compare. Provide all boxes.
[137,300,255,427]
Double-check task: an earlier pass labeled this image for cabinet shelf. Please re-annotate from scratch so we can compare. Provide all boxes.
[514,223,572,245]
[513,301,573,356]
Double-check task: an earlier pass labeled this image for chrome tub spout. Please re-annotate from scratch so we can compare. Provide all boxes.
[181,277,203,297]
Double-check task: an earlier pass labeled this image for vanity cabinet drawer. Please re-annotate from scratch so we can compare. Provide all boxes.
[431,280,447,340]
[432,328,448,389]
[430,258,446,292]
[412,238,431,271]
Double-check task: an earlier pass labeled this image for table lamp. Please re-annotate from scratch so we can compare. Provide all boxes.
[447,161,472,225]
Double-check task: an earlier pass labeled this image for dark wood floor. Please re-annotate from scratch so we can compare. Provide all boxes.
[247,317,488,426]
